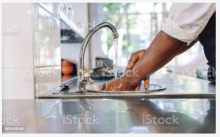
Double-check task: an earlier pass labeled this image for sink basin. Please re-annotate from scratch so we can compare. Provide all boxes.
[86,83,166,93]
[38,74,216,99]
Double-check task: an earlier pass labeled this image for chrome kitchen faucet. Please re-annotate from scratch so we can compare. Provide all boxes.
[78,22,119,92]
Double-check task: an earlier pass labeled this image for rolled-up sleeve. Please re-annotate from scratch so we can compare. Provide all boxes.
[161,3,216,45]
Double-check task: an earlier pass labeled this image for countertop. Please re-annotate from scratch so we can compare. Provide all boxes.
[2,98,216,133]
[38,73,216,99]
[3,73,215,133]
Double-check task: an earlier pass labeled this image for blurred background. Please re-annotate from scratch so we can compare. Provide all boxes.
[61,3,208,81]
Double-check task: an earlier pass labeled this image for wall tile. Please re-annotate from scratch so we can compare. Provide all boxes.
[35,66,61,96]
[2,68,34,99]
[2,3,33,68]
[54,19,61,66]
[54,66,61,88]
[38,67,54,94]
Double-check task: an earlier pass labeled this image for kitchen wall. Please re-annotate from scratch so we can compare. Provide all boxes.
[33,4,61,68]
[2,3,62,99]
[2,3,34,99]
[3,3,91,99]
[33,3,62,97]
[89,3,107,68]
[61,3,90,70]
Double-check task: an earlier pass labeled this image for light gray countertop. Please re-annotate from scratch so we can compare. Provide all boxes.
[2,98,216,133]
[38,73,216,99]
[3,73,216,133]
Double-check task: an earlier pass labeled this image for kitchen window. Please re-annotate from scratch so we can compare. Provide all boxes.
[99,3,204,70]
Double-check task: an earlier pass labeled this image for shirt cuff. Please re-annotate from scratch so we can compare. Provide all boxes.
[161,17,196,45]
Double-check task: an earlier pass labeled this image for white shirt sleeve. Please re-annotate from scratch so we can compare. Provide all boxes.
[161,3,216,45]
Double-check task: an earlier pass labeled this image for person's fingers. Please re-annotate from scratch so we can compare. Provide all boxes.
[100,83,106,90]
[134,83,141,91]
[144,77,150,90]
[125,50,146,72]
[125,54,138,73]
[126,53,138,71]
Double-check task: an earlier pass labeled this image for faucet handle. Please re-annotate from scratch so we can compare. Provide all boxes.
[78,69,83,76]
[82,70,94,84]
[89,70,94,74]
[83,72,90,79]
[89,78,94,84]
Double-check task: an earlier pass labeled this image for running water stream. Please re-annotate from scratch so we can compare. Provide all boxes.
[114,38,118,78]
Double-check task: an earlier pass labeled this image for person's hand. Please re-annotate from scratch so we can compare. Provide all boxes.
[101,49,150,91]
[125,49,150,91]
[100,77,135,91]
[102,30,187,91]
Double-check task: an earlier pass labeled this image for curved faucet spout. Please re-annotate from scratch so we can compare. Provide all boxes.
[78,22,119,92]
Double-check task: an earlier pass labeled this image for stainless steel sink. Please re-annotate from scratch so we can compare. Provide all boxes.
[86,83,166,93]
[38,75,216,99]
